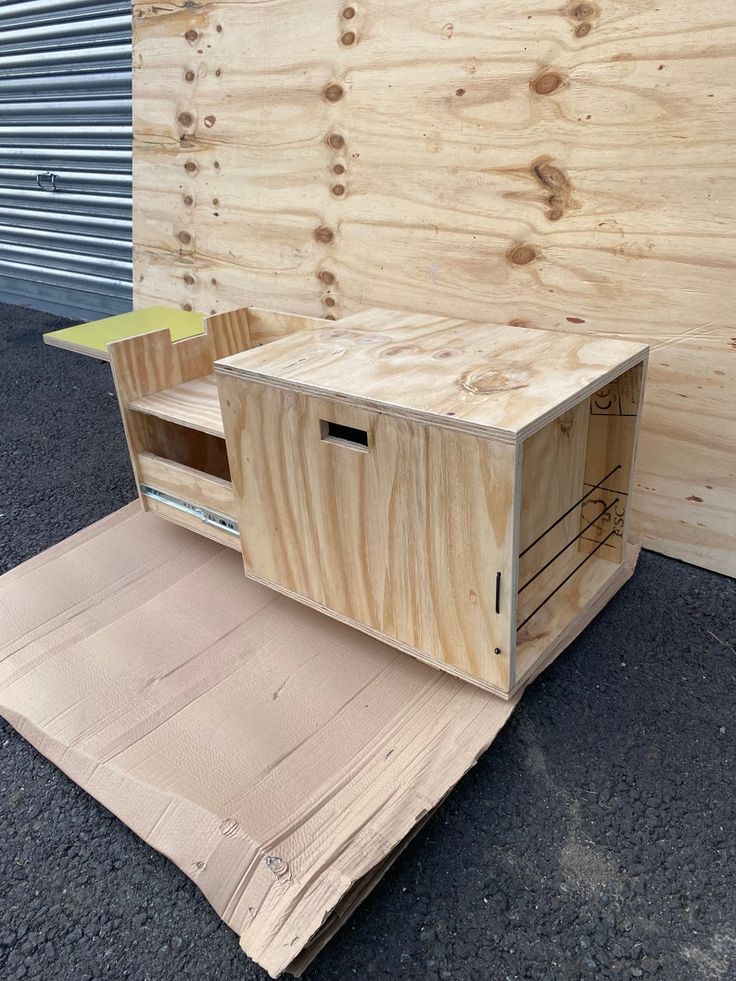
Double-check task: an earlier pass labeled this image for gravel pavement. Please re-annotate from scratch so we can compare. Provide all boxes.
[1,303,734,981]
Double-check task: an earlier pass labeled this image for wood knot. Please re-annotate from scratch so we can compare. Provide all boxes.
[323,296,336,307]
[571,2,599,19]
[341,5,356,18]
[533,161,568,190]
[184,29,198,42]
[204,114,216,128]
[331,184,346,196]
[184,70,195,82]
[458,367,530,396]
[177,230,192,245]
[324,83,345,103]
[532,72,564,96]
[315,225,335,244]
[184,160,197,173]
[508,244,538,266]
[183,273,195,285]
[532,157,573,221]
[328,133,346,149]
[178,111,193,127]
[319,270,336,285]
[380,344,421,358]
[565,1,599,37]
[332,163,346,175]
[341,31,356,45]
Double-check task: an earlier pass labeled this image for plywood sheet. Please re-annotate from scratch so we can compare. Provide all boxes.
[132,0,736,576]
[0,503,520,977]
[218,308,647,441]
[43,306,204,360]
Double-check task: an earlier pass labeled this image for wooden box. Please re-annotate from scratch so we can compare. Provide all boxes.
[217,309,648,698]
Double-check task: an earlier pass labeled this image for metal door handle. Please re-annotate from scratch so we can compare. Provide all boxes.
[36,171,57,192]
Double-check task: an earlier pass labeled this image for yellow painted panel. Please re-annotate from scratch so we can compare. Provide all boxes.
[43,306,204,361]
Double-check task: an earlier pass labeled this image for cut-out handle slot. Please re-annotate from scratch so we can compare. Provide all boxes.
[320,419,369,452]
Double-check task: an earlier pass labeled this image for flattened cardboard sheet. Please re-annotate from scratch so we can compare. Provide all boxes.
[0,504,637,975]
[0,504,519,976]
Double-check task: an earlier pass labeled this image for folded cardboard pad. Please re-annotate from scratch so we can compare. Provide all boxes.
[0,504,635,976]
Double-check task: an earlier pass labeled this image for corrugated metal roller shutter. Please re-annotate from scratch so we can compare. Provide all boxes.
[0,0,132,319]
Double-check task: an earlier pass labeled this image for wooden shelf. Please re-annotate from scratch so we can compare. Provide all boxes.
[129,373,224,438]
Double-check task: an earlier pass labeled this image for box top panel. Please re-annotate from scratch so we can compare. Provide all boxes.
[217,309,648,441]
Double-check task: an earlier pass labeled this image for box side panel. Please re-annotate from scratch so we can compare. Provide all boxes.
[515,361,646,678]
[218,373,516,692]
[518,398,591,590]
[579,361,646,563]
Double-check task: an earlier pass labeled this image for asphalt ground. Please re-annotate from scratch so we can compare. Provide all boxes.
[0,302,734,981]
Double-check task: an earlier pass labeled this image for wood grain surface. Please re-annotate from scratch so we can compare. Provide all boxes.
[219,308,647,442]
[137,451,237,516]
[218,371,520,694]
[130,373,225,437]
[132,0,736,575]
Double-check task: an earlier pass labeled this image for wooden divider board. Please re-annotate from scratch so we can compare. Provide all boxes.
[132,0,736,577]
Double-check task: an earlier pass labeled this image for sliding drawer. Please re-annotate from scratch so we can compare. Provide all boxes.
[137,452,240,551]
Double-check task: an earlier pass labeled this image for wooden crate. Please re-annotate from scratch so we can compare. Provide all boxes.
[216,309,648,697]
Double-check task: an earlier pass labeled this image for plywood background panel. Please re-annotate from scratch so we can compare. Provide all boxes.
[132,0,736,575]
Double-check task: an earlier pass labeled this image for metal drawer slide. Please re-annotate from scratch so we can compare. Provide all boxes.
[140,484,239,538]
